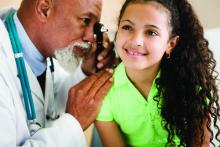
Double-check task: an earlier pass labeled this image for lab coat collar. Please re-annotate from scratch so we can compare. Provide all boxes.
[1,9,45,102]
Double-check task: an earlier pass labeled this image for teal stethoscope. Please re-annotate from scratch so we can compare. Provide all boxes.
[5,12,40,134]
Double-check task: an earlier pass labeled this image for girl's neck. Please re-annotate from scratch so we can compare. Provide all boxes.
[125,65,159,98]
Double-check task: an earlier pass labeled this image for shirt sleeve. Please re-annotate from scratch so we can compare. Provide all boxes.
[96,93,114,121]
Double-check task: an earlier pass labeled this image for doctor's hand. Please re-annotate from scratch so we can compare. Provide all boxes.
[66,69,113,130]
[81,32,116,75]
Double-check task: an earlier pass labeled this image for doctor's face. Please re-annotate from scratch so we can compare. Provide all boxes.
[44,0,102,56]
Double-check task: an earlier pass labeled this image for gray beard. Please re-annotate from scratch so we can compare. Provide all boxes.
[54,42,91,73]
[55,47,81,73]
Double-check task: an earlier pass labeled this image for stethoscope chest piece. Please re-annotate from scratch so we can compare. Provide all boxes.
[29,120,41,135]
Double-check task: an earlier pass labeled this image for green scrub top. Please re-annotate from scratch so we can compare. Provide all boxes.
[96,63,180,147]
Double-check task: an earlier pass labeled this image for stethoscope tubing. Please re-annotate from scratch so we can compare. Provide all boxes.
[5,12,36,121]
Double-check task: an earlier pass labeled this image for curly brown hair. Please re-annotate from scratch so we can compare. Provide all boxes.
[118,0,220,146]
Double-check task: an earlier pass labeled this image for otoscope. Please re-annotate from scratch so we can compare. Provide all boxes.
[93,23,108,71]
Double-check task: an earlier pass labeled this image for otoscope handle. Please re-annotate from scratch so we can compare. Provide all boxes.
[93,23,108,71]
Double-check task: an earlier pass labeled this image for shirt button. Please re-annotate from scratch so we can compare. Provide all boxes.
[147,113,151,117]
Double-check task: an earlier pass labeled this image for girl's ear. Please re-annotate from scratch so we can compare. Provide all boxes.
[35,0,53,23]
[166,35,180,54]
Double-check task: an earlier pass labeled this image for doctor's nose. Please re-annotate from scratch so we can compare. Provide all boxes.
[82,27,95,42]
[130,32,144,47]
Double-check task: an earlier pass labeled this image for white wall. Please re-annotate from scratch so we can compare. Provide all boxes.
[205,28,220,73]
[0,0,20,9]
[205,28,220,146]
[1,0,220,29]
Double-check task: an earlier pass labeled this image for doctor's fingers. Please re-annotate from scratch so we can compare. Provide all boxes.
[74,69,106,89]
[68,70,103,103]
[81,78,112,128]
[80,69,111,88]
[97,52,116,70]
[84,70,113,103]
[81,77,113,129]
[86,72,112,102]
[70,70,112,103]
[97,33,114,61]
[82,76,113,113]
[91,76,113,103]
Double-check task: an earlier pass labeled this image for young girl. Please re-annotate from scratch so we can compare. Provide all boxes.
[96,0,220,146]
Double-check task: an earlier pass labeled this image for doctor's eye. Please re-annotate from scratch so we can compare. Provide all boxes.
[83,18,91,26]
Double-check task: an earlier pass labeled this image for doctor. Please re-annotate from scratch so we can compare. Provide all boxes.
[0,0,115,146]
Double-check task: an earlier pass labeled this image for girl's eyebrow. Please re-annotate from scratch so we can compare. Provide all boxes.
[120,19,134,25]
[120,19,160,30]
[144,24,160,30]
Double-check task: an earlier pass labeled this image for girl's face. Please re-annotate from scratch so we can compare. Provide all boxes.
[116,2,177,71]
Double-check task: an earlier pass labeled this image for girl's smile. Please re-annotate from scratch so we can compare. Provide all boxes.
[123,47,148,57]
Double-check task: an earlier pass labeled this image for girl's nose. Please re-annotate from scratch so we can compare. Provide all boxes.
[130,32,144,47]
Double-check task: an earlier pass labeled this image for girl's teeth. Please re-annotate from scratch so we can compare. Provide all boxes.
[127,50,142,56]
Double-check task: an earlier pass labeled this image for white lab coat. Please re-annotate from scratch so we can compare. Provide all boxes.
[0,9,87,147]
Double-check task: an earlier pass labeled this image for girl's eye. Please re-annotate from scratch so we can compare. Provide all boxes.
[146,30,158,36]
[121,25,132,31]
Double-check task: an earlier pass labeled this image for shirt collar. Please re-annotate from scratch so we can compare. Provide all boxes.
[113,63,160,90]
[113,63,160,103]
[113,63,129,88]
[13,13,46,76]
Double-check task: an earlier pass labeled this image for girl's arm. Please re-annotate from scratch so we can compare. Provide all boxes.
[95,121,125,147]
[191,118,211,147]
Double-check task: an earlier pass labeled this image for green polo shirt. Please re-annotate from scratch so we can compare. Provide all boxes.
[96,63,180,147]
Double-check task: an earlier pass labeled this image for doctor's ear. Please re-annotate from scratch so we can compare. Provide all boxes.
[35,0,53,22]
